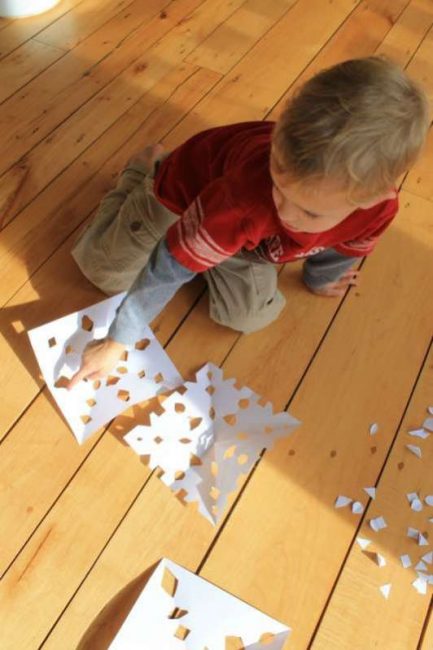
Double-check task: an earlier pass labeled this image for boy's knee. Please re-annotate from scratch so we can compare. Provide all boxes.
[209,291,286,333]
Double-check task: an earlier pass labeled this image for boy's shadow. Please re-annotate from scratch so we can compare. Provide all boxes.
[0,251,105,400]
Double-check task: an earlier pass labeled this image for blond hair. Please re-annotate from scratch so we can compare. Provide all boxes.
[272,57,430,201]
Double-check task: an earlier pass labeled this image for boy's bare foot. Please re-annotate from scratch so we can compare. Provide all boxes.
[127,143,165,172]
[308,269,359,297]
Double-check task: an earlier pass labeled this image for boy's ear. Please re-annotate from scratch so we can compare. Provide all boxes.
[359,189,397,209]
[381,189,398,201]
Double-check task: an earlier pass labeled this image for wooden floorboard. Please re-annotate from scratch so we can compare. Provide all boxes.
[310,341,433,648]
[0,0,85,60]
[0,0,432,648]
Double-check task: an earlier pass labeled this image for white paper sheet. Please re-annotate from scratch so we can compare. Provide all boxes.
[28,294,182,443]
[124,363,300,524]
[109,558,291,649]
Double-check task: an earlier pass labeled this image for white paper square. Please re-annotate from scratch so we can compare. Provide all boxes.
[109,559,290,649]
[124,363,300,524]
[28,293,182,443]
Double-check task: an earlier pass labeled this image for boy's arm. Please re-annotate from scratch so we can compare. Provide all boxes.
[305,197,399,297]
[108,237,195,344]
[302,248,359,296]
[68,238,195,388]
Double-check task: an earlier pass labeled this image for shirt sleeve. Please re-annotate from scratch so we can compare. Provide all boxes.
[108,238,196,345]
[165,177,250,272]
[334,196,399,257]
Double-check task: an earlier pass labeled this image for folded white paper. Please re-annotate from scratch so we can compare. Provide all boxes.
[109,558,291,649]
[28,294,182,443]
[125,363,300,524]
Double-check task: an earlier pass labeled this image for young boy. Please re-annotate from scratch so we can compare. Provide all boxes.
[69,56,429,388]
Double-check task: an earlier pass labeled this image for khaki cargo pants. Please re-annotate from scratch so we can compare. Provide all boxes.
[72,160,286,333]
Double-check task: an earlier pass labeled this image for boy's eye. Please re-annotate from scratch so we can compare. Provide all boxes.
[303,208,324,219]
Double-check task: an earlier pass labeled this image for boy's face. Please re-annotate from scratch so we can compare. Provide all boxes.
[270,152,395,234]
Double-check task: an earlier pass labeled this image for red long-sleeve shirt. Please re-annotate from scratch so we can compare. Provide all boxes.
[154,122,398,273]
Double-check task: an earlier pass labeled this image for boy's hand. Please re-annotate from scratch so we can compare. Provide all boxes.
[308,269,359,298]
[67,338,126,390]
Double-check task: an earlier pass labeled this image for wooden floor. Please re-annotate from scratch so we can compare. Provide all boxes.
[0,0,433,648]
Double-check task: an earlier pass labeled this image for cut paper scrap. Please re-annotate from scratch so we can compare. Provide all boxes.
[400,554,412,569]
[375,553,387,568]
[124,363,300,525]
[364,551,387,568]
[379,584,391,600]
[407,493,423,512]
[351,501,364,514]
[406,444,422,459]
[369,516,387,532]
[418,533,429,547]
[408,428,430,439]
[334,496,352,508]
[407,527,420,540]
[356,537,371,550]
[413,576,428,595]
[411,499,423,512]
[109,558,291,649]
[363,487,376,500]
[28,293,182,444]
[369,422,379,435]
[416,561,428,572]
[407,528,429,547]
[423,417,433,432]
